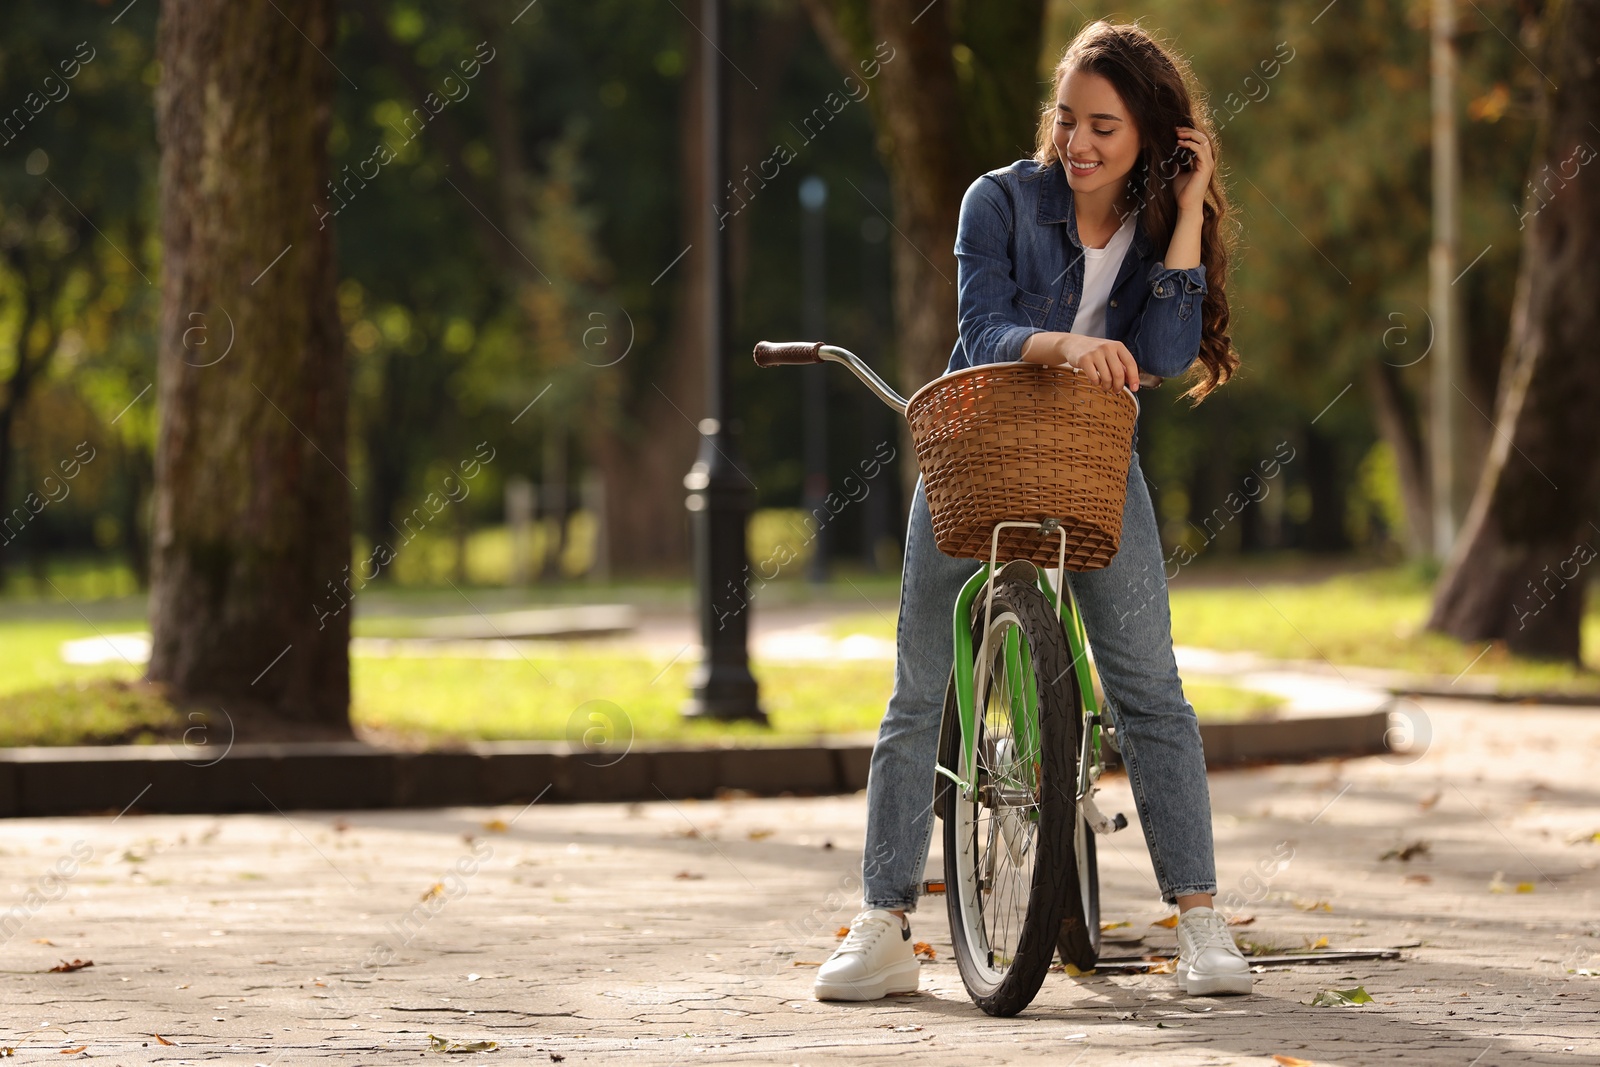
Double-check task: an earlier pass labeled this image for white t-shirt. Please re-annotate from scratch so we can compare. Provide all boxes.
[1069,210,1139,339]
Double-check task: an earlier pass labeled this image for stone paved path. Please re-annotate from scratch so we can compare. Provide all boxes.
[2,697,1597,1065]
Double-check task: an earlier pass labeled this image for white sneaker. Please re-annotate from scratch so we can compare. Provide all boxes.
[812,908,921,1001]
[1176,907,1253,996]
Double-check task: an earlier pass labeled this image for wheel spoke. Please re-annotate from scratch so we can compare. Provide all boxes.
[943,586,1081,1015]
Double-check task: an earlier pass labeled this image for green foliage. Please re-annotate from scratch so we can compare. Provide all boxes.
[0,3,159,580]
[0,0,1565,594]
[1043,1,1540,554]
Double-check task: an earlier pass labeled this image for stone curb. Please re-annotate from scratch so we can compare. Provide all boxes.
[0,711,1389,818]
[1388,685,1600,708]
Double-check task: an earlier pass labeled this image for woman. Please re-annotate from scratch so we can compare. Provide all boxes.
[813,20,1249,1001]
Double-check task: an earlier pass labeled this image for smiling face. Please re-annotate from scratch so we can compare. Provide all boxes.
[1053,68,1142,199]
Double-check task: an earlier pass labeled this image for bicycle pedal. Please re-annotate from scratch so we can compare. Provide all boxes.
[920,879,947,896]
[1081,791,1129,834]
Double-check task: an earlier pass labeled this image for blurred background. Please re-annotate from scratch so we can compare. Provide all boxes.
[1,0,1595,751]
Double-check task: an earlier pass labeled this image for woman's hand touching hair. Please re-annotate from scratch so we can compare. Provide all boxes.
[1021,331,1140,392]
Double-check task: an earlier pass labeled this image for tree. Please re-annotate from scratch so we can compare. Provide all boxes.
[0,7,157,588]
[799,0,1046,406]
[1427,0,1600,662]
[147,0,351,728]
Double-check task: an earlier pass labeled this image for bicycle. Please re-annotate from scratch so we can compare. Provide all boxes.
[754,339,1145,1017]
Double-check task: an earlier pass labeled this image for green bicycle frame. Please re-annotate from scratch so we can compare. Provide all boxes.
[936,563,1104,800]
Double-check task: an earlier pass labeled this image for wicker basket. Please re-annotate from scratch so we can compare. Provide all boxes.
[905,363,1138,571]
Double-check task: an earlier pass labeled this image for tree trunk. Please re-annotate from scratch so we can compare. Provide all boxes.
[149,0,351,728]
[800,0,1045,505]
[120,445,152,590]
[0,283,48,588]
[1363,360,1432,557]
[539,422,569,581]
[592,6,710,576]
[1427,0,1600,662]
[1302,427,1349,553]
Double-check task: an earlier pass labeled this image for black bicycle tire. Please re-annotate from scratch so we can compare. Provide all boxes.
[1057,815,1101,971]
[940,579,1078,1017]
[1053,670,1099,972]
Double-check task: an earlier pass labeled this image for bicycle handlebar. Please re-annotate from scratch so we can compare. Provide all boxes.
[752,341,824,367]
[752,340,1155,414]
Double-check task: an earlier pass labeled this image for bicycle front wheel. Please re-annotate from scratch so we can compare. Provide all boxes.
[1057,810,1101,971]
[940,579,1078,1017]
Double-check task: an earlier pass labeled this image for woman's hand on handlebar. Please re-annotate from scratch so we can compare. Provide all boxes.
[1020,332,1139,392]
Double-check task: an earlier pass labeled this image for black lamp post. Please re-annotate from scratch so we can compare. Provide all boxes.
[683,0,764,723]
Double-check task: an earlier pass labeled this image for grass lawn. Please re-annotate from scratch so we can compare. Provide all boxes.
[1166,566,1600,692]
[826,565,1600,694]
[0,616,1276,747]
[351,649,892,746]
[6,562,1589,749]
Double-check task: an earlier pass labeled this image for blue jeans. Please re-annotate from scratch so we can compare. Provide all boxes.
[862,453,1218,909]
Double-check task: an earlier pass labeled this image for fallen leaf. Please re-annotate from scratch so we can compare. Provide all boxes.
[482,819,508,833]
[1403,873,1433,884]
[549,1055,564,1063]
[835,926,850,938]
[332,819,351,833]
[1227,915,1256,926]
[1308,936,1329,950]
[672,871,704,881]
[1309,985,1374,1007]
[1150,914,1179,928]
[1273,1056,1314,1066]
[1572,967,1598,976]
[1488,871,1508,893]
[427,1034,498,1053]
[1379,841,1430,862]
[746,828,775,840]
[1063,962,1095,977]
[1293,899,1333,912]
[421,883,445,901]
[1100,920,1131,931]
[32,938,55,946]
[0,1047,13,1057]
[151,1034,175,1046]
[912,941,936,960]
[1417,790,1441,811]
[1144,956,1177,974]
[58,1047,86,1055]
[48,959,93,973]
[1515,882,1535,894]
[1564,829,1600,845]
[791,960,823,967]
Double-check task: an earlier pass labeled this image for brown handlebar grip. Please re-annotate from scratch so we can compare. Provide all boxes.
[753,341,824,367]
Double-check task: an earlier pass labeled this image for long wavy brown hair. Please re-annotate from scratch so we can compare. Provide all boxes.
[1034,20,1239,401]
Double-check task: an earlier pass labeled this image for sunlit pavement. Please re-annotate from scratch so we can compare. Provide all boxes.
[2,698,1595,1064]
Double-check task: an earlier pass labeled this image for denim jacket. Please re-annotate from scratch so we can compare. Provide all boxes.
[945,158,1207,379]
